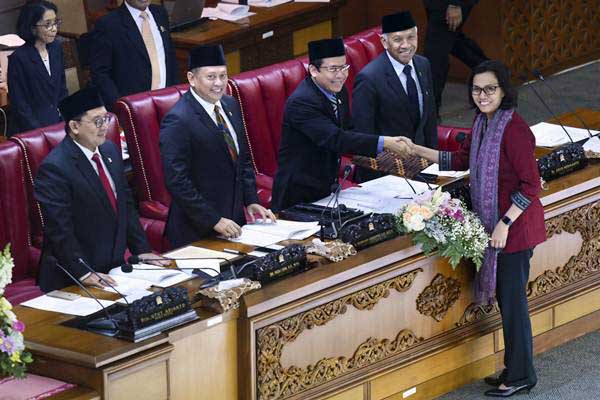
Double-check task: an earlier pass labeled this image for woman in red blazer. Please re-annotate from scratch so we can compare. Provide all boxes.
[410,60,545,397]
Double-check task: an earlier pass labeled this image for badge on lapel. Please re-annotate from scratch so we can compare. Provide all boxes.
[160,25,166,33]
[107,157,112,163]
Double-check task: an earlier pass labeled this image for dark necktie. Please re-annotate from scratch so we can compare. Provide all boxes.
[214,105,238,161]
[403,64,420,127]
[91,153,117,211]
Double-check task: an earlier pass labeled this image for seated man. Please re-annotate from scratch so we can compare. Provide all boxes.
[271,38,413,211]
[160,45,275,248]
[35,87,164,292]
[352,11,438,182]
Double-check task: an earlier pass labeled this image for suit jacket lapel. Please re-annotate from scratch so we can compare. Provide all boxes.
[25,45,52,85]
[220,100,245,152]
[382,55,419,127]
[414,57,430,130]
[120,5,151,65]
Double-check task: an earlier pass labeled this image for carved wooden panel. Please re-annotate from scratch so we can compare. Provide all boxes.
[255,268,422,400]
[528,202,600,297]
[416,273,461,322]
[456,302,500,327]
[501,0,600,79]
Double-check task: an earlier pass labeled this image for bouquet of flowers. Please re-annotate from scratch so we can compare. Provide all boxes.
[395,188,488,270]
[0,244,33,378]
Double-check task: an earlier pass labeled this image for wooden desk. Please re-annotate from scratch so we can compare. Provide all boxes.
[16,111,600,400]
[170,0,345,76]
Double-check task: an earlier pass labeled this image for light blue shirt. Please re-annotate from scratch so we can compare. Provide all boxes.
[386,51,423,116]
[312,78,385,153]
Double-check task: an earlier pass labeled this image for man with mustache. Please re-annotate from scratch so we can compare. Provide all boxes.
[352,11,438,182]
[271,38,413,211]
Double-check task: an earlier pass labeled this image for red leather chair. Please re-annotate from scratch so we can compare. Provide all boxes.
[114,84,189,223]
[0,141,43,304]
[437,125,472,151]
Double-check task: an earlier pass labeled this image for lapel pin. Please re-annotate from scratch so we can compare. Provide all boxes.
[107,157,112,163]
[160,26,165,33]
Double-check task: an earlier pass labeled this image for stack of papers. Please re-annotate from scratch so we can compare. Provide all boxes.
[21,295,115,316]
[247,0,292,7]
[421,163,469,178]
[583,136,600,153]
[225,220,321,246]
[164,246,234,274]
[109,264,193,288]
[530,122,598,147]
[202,3,255,22]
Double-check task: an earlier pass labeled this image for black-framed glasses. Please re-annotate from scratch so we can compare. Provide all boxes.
[320,64,350,74]
[36,19,62,30]
[472,84,499,96]
[80,114,112,128]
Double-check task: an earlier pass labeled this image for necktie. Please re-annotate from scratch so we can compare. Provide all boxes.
[331,97,339,121]
[91,154,117,212]
[140,11,161,90]
[403,64,420,127]
[214,105,238,161]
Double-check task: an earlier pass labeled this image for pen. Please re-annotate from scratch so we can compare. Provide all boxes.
[223,248,243,255]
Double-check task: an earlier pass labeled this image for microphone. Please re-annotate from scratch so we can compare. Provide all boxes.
[520,73,575,143]
[332,165,353,232]
[532,69,593,139]
[54,262,118,333]
[403,176,418,195]
[77,258,129,305]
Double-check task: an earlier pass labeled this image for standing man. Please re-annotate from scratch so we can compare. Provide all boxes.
[423,0,488,112]
[271,38,413,211]
[160,45,275,248]
[35,87,164,292]
[352,11,438,182]
[90,0,179,109]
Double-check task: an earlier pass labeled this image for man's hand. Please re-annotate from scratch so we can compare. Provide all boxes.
[214,217,242,238]
[247,203,277,224]
[137,252,171,267]
[81,272,117,289]
[383,136,414,158]
[446,5,463,31]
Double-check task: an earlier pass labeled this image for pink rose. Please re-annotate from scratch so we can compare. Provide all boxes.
[12,320,25,333]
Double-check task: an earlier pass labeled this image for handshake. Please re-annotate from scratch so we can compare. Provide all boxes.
[383,136,415,158]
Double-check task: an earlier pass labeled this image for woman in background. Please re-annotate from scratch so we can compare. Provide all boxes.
[7,0,67,136]
[406,60,545,397]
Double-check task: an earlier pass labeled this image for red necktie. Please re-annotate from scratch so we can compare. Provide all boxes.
[91,153,117,211]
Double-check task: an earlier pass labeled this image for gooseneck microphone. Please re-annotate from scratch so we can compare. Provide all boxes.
[55,262,118,332]
[532,69,593,139]
[77,258,129,305]
[331,164,353,235]
[520,73,574,143]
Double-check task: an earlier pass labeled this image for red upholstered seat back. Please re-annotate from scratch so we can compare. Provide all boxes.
[350,27,384,61]
[114,84,189,216]
[10,118,121,248]
[228,60,307,178]
[437,125,472,151]
[0,141,34,282]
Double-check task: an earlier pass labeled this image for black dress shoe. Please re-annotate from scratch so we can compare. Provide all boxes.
[484,383,535,397]
[484,376,503,386]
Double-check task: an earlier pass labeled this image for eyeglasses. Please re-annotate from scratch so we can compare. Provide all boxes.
[472,84,499,96]
[320,64,350,74]
[35,19,62,30]
[80,114,112,128]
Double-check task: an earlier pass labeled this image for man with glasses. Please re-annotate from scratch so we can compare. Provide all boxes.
[352,11,438,182]
[160,45,275,248]
[271,38,414,211]
[89,0,179,110]
[34,88,165,292]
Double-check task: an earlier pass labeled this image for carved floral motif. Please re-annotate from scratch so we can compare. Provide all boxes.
[416,273,461,322]
[528,202,599,298]
[256,268,422,400]
[456,302,500,327]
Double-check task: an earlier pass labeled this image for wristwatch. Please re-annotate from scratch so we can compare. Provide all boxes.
[501,215,513,226]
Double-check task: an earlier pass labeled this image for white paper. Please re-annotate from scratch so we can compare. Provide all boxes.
[294,0,330,2]
[202,3,255,22]
[109,264,192,288]
[21,295,115,316]
[421,163,469,178]
[583,136,600,153]
[163,246,235,277]
[248,0,292,7]
[530,122,598,147]
[225,220,320,246]
[116,289,154,304]
[100,274,152,295]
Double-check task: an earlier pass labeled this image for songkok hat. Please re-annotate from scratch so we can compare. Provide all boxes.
[382,11,417,33]
[59,87,104,123]
[188,45,226,70]
[308,38,345,63]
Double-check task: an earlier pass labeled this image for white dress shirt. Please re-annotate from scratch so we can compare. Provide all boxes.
[73,140,117,197]
[386,51,424,116]
[125,1,167,89]
[190,88,240,153]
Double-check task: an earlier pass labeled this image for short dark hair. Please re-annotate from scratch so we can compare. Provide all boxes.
[467,60,518,110]
[65,112,84,135]
[310,59,324,70]
[17,1,58,44]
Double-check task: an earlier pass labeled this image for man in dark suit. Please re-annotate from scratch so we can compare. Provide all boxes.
[35,88,164,292]
[352,11,438,182]
[160,45,275,248]
[271,38,413,212]
[423,0,487,112]
[89,0,179,109]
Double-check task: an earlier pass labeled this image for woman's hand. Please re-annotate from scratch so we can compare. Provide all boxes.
[490,221,509,249]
